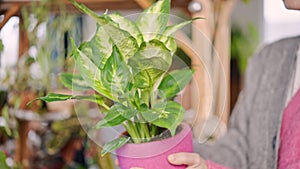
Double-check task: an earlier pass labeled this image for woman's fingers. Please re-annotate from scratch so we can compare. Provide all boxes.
[168,152,202,166]
[168,152,207,169]
[128,152,206,169]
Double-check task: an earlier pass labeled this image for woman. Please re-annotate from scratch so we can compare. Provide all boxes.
[132,0,300,168]
[166,1,300,168]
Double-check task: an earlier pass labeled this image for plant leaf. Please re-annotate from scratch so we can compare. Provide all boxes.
[129,40,172,70]
[109,13,144,46]
[158,69,194,99]
[34,93,74,102]
[70,1,139,63]
[142,101,185,135]
[74,95,107,108]
[128,39,172,88]
[101,46,132,99]
[164,37,177,55]
[96,103,137,128]
[70,0,107,25]
[71,40,114,100]
[30,93,108,109]
[60,73,91,91]
[79,27,113,69]
[2,106,11,137]
[101,137,130,156]
[99,19,139,61]
[0,151,9,169]
[132,69,164,89]
[159,17,203,41]
[136,0,170,41]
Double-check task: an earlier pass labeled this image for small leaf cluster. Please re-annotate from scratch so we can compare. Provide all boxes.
[37,0,198,155]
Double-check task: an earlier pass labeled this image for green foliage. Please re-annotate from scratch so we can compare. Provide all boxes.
[21,0,80,91]
[0,151,9,169]
[242,0,251,4]
[142,101,185,136]
[136,0,170,41]
[231,24,259,73]
[101,137,130,156]
[34,0,199,156]
[0,39,3,53]
[96,103,138,128]
[1,106,12,136]
[59,73,91,91]
[158,69,194,99]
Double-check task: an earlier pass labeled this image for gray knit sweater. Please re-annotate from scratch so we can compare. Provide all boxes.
[195,36,300,169]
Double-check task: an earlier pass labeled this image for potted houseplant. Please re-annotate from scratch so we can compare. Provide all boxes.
[31,0,200,168]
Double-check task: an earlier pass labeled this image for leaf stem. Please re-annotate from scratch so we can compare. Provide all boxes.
[126,120,141,143]
[150,124,158,138]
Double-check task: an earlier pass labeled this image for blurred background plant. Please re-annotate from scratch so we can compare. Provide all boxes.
[0,0,85,168]
[230,24,259,111]
[0,39,3,53]
[0,35,10,169]
[231,24,259,74]
[0,0,81,112]
[21,0,80,92]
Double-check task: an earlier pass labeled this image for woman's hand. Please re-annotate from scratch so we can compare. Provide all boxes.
[167,152,208,169]
[130,152,208,169]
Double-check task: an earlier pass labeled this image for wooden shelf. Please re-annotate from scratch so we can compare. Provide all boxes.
[0,0,191,15]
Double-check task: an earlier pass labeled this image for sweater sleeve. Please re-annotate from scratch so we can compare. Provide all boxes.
[193,43,272,169]
[194,90,249,169]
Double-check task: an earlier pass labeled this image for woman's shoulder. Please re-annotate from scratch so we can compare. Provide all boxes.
[250,35,300,63]
[262,36,300,54]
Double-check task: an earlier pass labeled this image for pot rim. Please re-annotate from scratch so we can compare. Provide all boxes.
[116,122,192,158]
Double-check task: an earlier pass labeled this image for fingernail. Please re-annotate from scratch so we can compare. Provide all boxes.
[168,155,175,162]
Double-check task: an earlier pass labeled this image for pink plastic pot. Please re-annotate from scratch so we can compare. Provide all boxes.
[116,123,193,169]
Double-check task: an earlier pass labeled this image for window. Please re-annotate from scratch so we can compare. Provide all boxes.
[0,17,19,68]
[264,0,300,43]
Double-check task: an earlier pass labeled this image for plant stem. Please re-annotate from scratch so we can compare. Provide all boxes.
[123,122,137,143]
[102,104,110,111]
[140,122,150,141]
[150,124,158,138]
[134,116,144,140]
[137,114,151,140]
[126,120,141,143]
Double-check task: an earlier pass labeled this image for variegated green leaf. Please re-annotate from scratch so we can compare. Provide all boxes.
[158,69,194,99]
[164,37,177,55]
[70,1,138,63]
[96,103,137,128]
[70,0,107,25]
[30,93,108,109]
[136,0,170,41]
[131,70,162,89]
[60,73,91,91]
[128,40,172,88]
[31,93,74,102]
[99,19,139,61]
[110,13,144,46]
[71,40,114,100]
[101,46,131,99]
[159,17,203,42]
[79,27,113,69]
[101,137,130,156]
[142,101,185,135]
